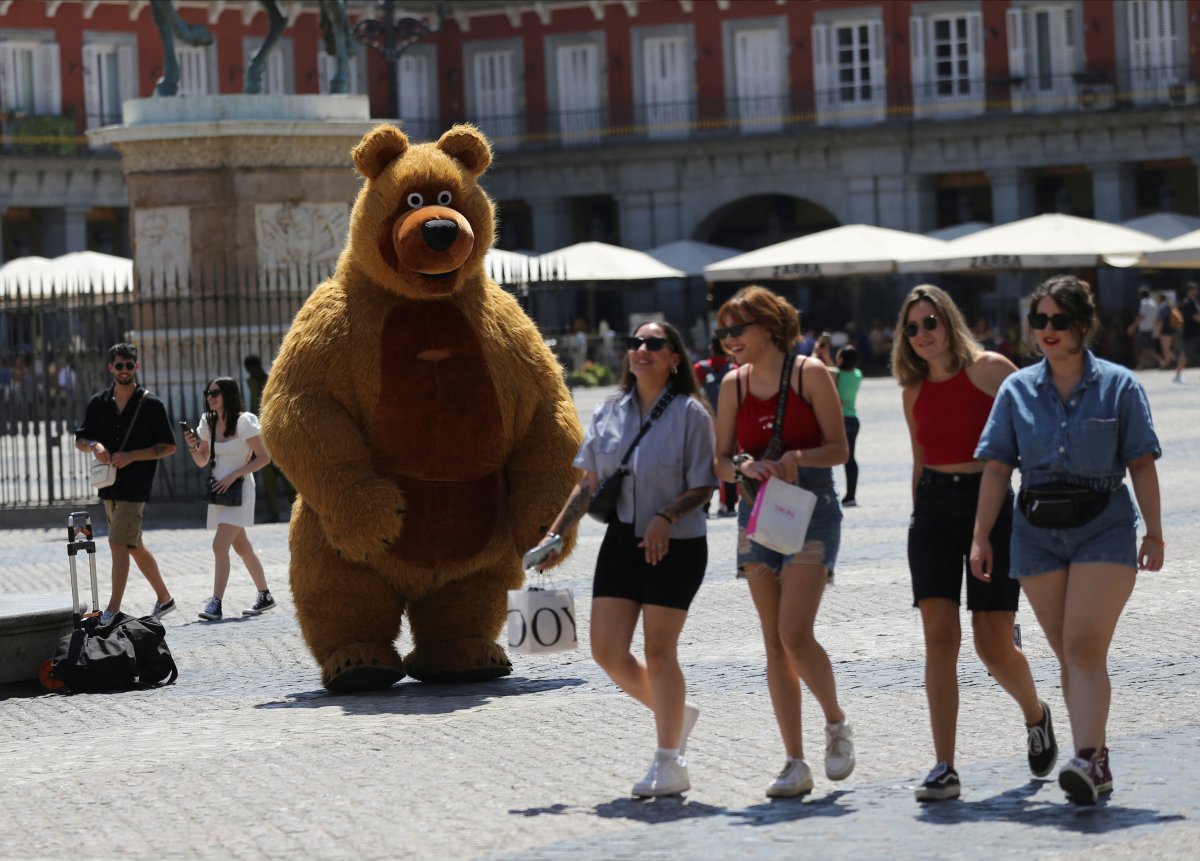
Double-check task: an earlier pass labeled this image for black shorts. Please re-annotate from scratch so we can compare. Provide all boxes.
[907,469,1020,613]
[594,521,707,610]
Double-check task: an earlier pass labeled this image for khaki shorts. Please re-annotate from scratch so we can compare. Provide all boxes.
[103,499,145,548]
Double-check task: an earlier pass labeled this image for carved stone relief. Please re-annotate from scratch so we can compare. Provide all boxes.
[134,206,191,292]
[255,202,348,288]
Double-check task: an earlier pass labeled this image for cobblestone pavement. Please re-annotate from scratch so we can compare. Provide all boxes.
[1,371,1197,860]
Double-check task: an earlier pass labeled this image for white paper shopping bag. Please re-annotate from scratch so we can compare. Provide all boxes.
[507,587,578,654]
[745,476,818,555]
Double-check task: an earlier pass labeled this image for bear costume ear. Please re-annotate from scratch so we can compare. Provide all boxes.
[437,124,493,176]
[353,125,409,180]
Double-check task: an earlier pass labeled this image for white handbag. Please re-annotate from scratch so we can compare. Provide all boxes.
[507,586,577,655]
[745,475,818,555]
[89,461,117,489]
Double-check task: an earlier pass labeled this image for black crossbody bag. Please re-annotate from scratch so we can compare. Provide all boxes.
[1018,482,1112,529]
[587,391,676,524]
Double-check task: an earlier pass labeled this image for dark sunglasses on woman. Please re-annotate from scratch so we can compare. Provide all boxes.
[625,336,667,352]
[204,389,222,398]
[903,315,939,338]
[714,322,753,340]
[1027,312,1072,331]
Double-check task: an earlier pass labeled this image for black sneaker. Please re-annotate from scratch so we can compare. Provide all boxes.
[242,591,276,616]
[1027,700,1059,777]
[150,598,176,620]
[915,761,960,801]
[198,596,223,621]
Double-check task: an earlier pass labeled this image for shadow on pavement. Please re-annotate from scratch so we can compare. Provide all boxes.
[728,789,854,826]
[592,797,727,823]
[916,779,1186,833]
[254,675,586,716]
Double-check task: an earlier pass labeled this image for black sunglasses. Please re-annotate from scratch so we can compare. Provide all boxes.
[1028,312,1073,331]
[625,336,668,352]
[714,323,753,340]
[903,315,939,339]
[111,361,136,371]
[204,389,222,398]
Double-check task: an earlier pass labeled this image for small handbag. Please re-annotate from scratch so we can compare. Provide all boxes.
[1018,483,1112,529]
[89,391,145,490]
[587,391,676,523]
[735,355,795,505]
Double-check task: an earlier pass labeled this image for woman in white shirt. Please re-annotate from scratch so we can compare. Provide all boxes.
[183,377,276,621]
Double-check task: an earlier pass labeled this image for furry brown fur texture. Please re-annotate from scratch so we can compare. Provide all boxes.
[261,124,582,690]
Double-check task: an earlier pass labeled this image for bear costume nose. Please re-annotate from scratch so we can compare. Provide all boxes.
[422,218,459,251]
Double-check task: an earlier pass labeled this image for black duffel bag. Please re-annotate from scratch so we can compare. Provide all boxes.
[1018,483,1112,529]
[50,613,179,693]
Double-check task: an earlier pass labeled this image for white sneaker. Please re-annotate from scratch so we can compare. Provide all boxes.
[824,721,856,781]
[632,755,690,798]
[679,702,700,755]
[766,758,813,798]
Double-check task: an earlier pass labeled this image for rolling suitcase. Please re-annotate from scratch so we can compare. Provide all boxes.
[38,511,100,690]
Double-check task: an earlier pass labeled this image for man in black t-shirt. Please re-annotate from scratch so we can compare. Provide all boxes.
[75,343,178,623]
[1173,282,1200,383]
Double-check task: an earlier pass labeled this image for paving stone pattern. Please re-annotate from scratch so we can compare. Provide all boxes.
[1,372,1197,860]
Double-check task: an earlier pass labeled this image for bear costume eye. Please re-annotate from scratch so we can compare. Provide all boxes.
[436,190,453,206]
[406,192,424,208]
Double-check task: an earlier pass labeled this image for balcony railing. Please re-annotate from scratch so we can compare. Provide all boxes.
[0,112,92,157]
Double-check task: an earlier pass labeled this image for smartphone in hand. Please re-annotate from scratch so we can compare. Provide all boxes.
[179,420,195,439]
[523,534,564,571]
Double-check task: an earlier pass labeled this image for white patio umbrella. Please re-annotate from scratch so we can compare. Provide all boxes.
[1120,212,1200,240]
[645,240,740,276]
[704,224,953,281]
[1139,228,1200,268]
[0,251,133,298]
[536,241,685,281]
[896,213,1165,272]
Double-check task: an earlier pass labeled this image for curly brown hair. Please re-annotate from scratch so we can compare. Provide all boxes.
[715,285,801,354]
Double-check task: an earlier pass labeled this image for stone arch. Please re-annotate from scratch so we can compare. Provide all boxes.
[691,194,840,251]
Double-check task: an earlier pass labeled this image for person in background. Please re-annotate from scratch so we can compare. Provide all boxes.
[892,284,1056,803]
[183,377,276,621]
[833,346,863,507]
[1126,286,1159,370]
[529,321,716,798]
[1154,292,1175,368]
[243,354,291,521]
[972,274,1163,805]
[713,286,855,799]
[1173,282,1200,383]
[75,343,177,624]
[693,336,737,516]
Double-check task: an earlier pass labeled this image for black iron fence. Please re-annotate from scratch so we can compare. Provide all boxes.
[0,264,331,508]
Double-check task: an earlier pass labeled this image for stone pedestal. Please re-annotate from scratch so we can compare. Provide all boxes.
[0,595,80,684]
[87,95,380,282]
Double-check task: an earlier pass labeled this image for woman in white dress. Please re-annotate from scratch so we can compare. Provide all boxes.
[183,377,276,621]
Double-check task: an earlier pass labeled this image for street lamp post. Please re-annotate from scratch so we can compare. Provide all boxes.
[352,0,444,120]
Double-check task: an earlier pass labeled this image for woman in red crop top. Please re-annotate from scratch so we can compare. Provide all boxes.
[713,285,855,799]
[893,284,1056,802]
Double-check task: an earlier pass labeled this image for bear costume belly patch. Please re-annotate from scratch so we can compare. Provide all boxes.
[371,301,504,567]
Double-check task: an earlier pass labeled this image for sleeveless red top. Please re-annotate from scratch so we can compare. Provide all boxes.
[736,359,824,457]
[912,368,994,466]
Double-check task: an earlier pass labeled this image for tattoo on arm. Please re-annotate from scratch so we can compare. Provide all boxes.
[658,487,712,522]
[151,443,172,458]
[557,480,591,531]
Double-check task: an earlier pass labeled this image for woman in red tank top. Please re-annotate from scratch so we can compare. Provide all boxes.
[893,284,1056,802]
[713,286,855,798]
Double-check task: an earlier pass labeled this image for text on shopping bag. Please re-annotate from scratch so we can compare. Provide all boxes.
[507,588,577,654]
[745,475,818,555]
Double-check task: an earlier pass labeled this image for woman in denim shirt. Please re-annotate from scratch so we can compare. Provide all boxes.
[529,321,716,799]
[971,275,1164,806]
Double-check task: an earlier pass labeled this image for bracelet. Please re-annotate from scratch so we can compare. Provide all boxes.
[654,512,673,525]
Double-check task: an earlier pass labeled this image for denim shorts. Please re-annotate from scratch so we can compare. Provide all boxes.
[1010,484,1139,578]
[737,467,842,578]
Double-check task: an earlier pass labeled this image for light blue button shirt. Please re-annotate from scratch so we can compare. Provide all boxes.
[574,390,717,538]
[975,351,1161,492]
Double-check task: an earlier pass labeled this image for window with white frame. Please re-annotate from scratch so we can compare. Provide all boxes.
[398,51,436,140]
[0,36,62,116]
[732,27,786,133]
[813,18,885,126]
[82,39,136,129]
[244,37,291,95]
[910,10,983,117]
[317,42,362,94]
[555,42,602,145]
[470,48,519,149]
[176,44,211,96]
[1127,0,1184,104]
[640,34,690,139]
[1006,4,1077,113]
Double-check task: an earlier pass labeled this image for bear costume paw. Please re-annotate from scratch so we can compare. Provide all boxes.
[321,479,406,562]
[322,642,405,692]
[404,638,513,684]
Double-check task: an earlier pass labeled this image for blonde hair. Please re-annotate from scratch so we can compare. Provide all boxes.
[890,284,981,387]
[715,285,800,354]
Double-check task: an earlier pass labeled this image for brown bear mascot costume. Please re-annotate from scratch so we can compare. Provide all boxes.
[261,123,582,691]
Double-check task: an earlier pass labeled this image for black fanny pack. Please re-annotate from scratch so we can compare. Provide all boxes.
[1018,483,1112,529]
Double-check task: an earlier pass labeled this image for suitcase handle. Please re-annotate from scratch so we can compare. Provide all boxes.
[67,511,99,623]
